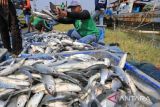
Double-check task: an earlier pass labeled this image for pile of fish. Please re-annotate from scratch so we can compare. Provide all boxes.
[0,25,159,106]
[22,32,95,55]
[0,51,159,107]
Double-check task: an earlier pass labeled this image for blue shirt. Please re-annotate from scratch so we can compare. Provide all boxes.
[105,9,112,16]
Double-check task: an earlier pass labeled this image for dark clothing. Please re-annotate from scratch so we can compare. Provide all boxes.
[0,0,22,54]
[23,0,31,15]
[23,8,31,15]
[56,10,99,38]
[57,10,91,24]
[95,0,107,10]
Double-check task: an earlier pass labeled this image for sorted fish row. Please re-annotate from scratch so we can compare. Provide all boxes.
[0,52,159,107]
[22,32,95,54]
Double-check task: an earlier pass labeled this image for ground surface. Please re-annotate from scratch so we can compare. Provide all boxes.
[54,24,160,66]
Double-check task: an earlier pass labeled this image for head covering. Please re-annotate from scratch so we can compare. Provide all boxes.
[68,0,81,8]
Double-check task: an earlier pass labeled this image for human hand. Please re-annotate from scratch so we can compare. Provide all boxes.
[56,8,67,18]
[59,10,67,18]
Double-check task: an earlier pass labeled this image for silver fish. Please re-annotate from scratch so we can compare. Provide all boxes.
[23,60,43,66]
[41,74,56,95]
[45,47,53,54]
[0,80,23,89]
[26,92,44,107]
[8,73,41,80]
[6,96,18,107]
[32,11,52,20]
[0,100,5,107]
[0,77,30,86]
[0,89,15,98]
[100,69,116,85]
[41,9,57,19]
[44,101,68,107]
[0,59,25,76]
[68,54,97,62]
[30,81,81,94]
[31,45,45,53]
[118,53,127,69]
[112,66,129,84]
[55,82,81,92]
[85,73,100,90]
[111,78,122,91]
[33,64,54,74]
[17,94,28,107]
[54,60,110,72]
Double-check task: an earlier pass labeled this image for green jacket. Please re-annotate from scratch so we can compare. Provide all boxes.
[57,10,100,38]
[32,16,52,32]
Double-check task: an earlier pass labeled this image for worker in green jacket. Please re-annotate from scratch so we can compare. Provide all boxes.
[54,0,100,44]
[31,16,53,32]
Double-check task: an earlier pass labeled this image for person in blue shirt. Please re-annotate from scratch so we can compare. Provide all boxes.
[92,0,107,25]
[105,8,112,17]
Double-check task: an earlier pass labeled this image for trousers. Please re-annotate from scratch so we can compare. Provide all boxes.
[0,1,22,55]
[67,29,97,44]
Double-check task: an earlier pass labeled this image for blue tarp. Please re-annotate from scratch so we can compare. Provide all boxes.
[129,61,160,82]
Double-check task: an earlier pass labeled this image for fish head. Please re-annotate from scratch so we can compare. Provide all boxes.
[45,84,56,95]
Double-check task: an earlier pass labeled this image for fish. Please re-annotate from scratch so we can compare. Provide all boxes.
[17,94,28,107]
[41,9,57,19]
[0,30,158,107]
[45,47,53,54]
[111,78,122,91]
[28,82,81,94]
[100,69,116,85]
[118,53,127,69]
[88,86,102,107]
[0,77,30,86]
[112,66,129,84]
[0,59,25,76]
[0,100,5,107]
[85,73,100,90]
[23,60,44,66]
[68,54,97,62]
[32,11,52,20]
[6,96,18,107]
[8,73,41,80]
[31,45,45,53]
[55,82,81,92]
[0,80,23,89]
[0,89,15,99]
[41,74,56,95]
[54,60,110,72]
[40,93,77,106]
[33,64,54,74]
[0,58,20,66]
[44,101,68,107]
[26,92,44,107]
